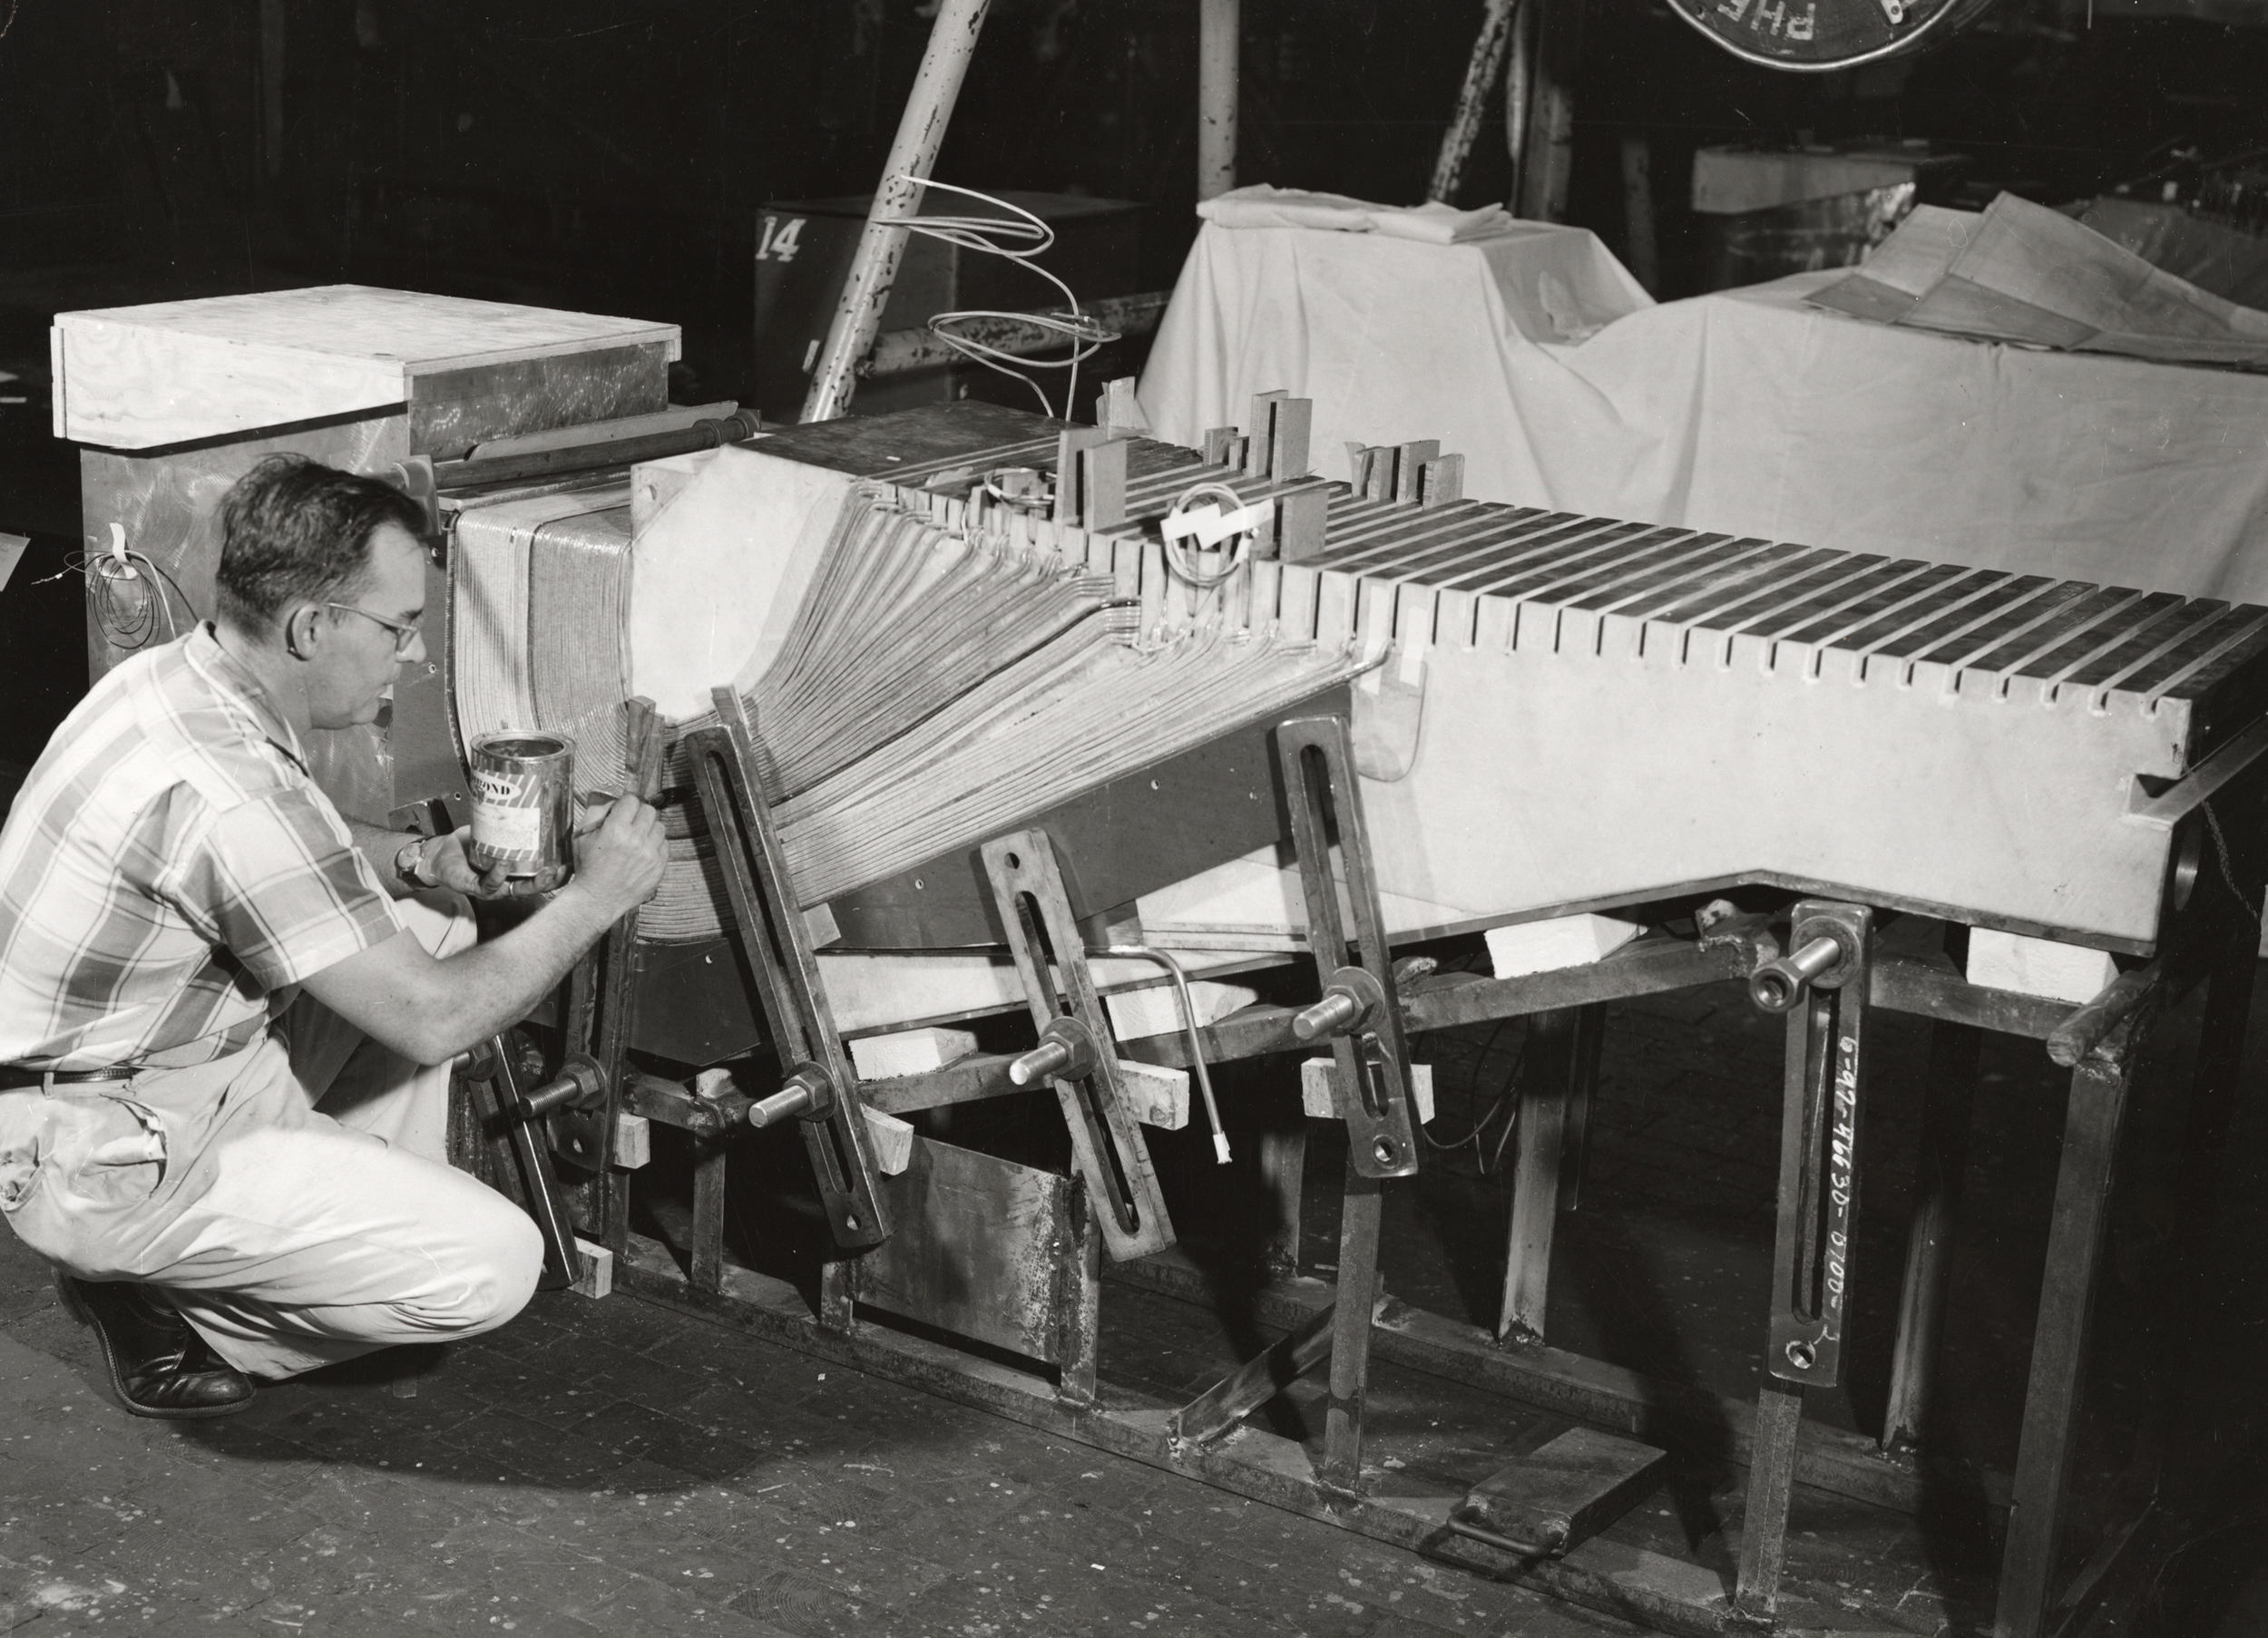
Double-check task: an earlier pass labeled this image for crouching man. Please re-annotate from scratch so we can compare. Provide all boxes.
[0,454,666,1418]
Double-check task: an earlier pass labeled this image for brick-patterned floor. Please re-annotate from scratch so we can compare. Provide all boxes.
[0,1225,1628,1635]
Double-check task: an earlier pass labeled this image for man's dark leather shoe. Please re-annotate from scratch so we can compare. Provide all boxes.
[56,1272,256,1419]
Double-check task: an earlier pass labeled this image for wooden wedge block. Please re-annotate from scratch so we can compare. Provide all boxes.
[1484,915,1643,980]
[1966,928,2118,1004]
[849,1026,981,1080]
[1105,980,1256,1042]
[863,1107,914,1176]
[571,1237,615,1300]
[1120,1059,1191,1130]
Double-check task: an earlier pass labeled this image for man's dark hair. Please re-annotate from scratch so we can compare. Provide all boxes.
[214,454,426,633]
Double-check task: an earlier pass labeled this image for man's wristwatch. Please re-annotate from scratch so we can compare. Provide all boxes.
[393,834,436,891]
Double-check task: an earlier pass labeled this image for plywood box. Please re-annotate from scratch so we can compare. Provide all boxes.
[58,285,680,831]
[54,284,679,451]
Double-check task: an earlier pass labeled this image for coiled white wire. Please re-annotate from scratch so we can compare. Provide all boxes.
[881,176,1120,420]
[1161,480,1256,590]
[35,532,200,653]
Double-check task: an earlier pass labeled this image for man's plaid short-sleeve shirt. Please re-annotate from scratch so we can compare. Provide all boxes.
[0,625,404,1071]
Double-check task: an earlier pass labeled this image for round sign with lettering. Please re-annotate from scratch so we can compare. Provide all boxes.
[1665,0,1992,71]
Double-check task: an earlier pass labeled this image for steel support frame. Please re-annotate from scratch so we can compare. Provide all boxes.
[587,747,2263,1638]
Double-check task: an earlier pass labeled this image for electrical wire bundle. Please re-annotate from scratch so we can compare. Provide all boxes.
[882,176,1120,420]
[38,529,200,655]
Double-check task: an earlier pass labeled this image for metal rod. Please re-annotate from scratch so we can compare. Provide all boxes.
[431,410,762,492]
[1445,1516,1554,1560]
[1198,0,1239,201]
[2046,965,2158,1068]
[1429,0,1520,204]
[800,0,992,424]
[1095,946,1231,1164]
[1750,933,1843,1013]
[1010,1037,1077,1087]
[1294,990,1364,1041]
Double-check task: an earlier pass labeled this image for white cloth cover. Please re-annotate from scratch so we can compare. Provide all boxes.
[1139,217,2268,604]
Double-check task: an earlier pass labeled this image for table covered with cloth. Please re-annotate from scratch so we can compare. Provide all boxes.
[1137,212,2268,604]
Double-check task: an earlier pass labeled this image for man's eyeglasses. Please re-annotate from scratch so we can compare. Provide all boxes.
[328,602,423,658]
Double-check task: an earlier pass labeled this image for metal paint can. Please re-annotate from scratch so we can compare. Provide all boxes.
[467,731,576,891]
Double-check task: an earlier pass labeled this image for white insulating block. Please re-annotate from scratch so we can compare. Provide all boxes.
[1302,1058,1433,1124]
[862,1107,914,1175]
[1967,929,2118,1005]
[1106,980,1257,1043]
[849,1025,979,1080]
[612,1112,651,1169]
[1120,1059,1190,1130]
[571,1238,614,1300]
[1485,914,1642,980]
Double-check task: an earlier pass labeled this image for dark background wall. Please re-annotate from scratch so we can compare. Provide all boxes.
[4,0,2266,766]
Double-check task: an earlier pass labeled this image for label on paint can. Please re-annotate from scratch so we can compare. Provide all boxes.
[467,731,575,890]
[471,771,544,854]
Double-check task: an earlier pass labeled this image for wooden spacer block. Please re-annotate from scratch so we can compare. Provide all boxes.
[1303,1058,1433,1123]
[1096,375,1144,436]
[571,1237,614,1300]
[1275,483,1332,564]
[1203,426,1239,466]
[863,1107,914,1175]
[1967,929,2118,1004]
[1266,397,1313,483]
[849,1025,981,1080]
[1394,440,1442,503]
[1246,389,1287,479]
[1080,435,1129,531]
[1452,1426,1669,1556]
[1119,1059,1190,1130]
[1418,453,1464,507]
[1484,914,1643,980]
[1052,426,1107,524]
[1106,980,1256,1042]
[612,1112,651,1169]
[1362,446,1395,502]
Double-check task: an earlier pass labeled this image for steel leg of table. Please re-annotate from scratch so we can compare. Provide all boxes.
[1992,1001,2157,1638]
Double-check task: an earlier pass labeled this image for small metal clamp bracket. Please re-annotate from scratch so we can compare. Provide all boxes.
[982,829,1176,1263]
[1753,900,1874,1388]
[682,687,892,1250]
[1276,715,1422,1180]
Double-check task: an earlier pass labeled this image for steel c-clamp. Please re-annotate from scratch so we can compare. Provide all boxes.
[982,829,1176,1263]
[681,686,892,1250]
[1276,715,1422,1181]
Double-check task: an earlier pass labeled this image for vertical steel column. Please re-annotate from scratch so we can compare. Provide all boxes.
[799,0,992,424]
[1428,0,1520,204]
[1198,0,1240,201]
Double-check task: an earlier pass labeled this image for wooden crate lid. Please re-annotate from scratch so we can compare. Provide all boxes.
[52,284,681,451]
